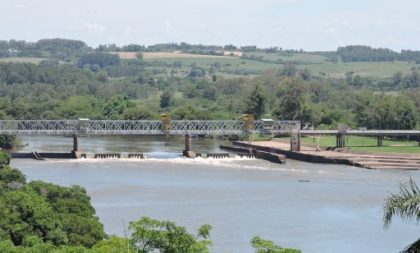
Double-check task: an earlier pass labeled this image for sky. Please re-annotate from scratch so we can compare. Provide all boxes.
[1,0,419,51]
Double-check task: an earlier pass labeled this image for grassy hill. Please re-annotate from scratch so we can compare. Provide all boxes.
[134,51,418,78]
[0,57,47,64]
[2,50,417,79]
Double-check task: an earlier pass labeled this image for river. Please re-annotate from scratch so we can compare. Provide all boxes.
[10,136,420,253]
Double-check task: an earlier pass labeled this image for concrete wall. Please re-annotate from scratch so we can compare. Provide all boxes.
[10,152,76,159]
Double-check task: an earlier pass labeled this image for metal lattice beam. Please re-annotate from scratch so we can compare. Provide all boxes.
[0,120,301,136]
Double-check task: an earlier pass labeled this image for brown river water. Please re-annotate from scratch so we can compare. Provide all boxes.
[9,135,420,253]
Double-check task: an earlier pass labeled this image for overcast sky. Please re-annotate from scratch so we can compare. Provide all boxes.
[1,0,419,51]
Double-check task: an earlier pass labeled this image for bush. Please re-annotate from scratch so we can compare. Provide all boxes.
[0,134,17,149]
[0,152,11,167]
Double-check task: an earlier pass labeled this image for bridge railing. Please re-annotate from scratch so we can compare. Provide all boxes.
[0,120,79,135]
[0,120,301,135]
[171,120,245,135]
[85,120,163,135]
[255,121,301,134]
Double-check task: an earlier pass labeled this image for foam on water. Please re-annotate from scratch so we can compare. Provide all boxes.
[36,155,310,174]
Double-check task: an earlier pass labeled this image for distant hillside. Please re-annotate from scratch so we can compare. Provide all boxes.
[1,38,420,79]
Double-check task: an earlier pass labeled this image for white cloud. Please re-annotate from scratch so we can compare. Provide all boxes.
[163,19,174,33]
[12,3,27,9]
[83,22,107,34]
[199,24,207,30]
[122,27,134,37]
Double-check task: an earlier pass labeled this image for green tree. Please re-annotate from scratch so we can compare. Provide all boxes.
[355,94,417,129]
[93,236,132,253]
[244,85,266,119]
[188,66,205,78]
[96,70,108,82]
[160,91,173,109]
[123,108,152,120]
[129,216,211,253]
[136,52,143,60]
[383,178,420,253]
[57,96,103,119]
[281,64,298,77]
[29,181,105,248]
[275,78,308,121]
[0,165,25,186]
[0,134,17,149]
[103,95,130,119]
[78,53,121,68]
[0,189,67,246]
[251,236,301,253]
[0,152,11,167]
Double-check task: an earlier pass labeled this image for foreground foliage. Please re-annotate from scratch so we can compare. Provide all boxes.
[0,165,105,248]
[383,178,420,253]
[251,236,301,253]
[0,134,17,149]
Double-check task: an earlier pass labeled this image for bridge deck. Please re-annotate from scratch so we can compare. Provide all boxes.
[0,120,300,136]
[300,130,420,136]
[0,120,418,137]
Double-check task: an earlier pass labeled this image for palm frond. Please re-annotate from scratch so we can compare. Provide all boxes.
[383,178,420,228]
[400,238,420,253]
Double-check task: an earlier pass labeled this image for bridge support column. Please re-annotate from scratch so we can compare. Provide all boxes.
[290,129,301,152]
[183,135,196,158]
[71,134,82,159]
[377,136,383,147]
[336,134,346,148]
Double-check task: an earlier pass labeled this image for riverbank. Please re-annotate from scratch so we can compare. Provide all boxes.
[298,136,420,154]
[233,139,420,170]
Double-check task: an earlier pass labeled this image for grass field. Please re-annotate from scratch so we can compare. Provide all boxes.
[135,50,417,78]
[300,135,420,153]
[143,56,281,76]
[0,53,413,79]
[114,51,234,60]
[244,52,327,63]
[0,57,47,64]
[306,61,416,78]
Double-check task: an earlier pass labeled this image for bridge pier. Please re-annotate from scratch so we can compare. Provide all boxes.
[377,136,383,147]
[336,134,346,148]
[183,134,196,158]
[290,129,301,151]
[71,134,82,159]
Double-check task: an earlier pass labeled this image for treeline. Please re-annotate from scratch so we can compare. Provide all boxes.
[242,74,418,130]
[338,45,420,63]
[4,38,420,65]
[98,42,304,54]
[0,160,301,253]
[4,38,420,64]
[0,60,418,129]
[0,38,301,57]
[344,68,420,89]
[0,39,92,60]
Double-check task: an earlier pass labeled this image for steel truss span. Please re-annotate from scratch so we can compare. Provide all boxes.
[0,120,301,136]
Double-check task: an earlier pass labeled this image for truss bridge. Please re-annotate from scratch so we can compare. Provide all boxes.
[0,120,300,136]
